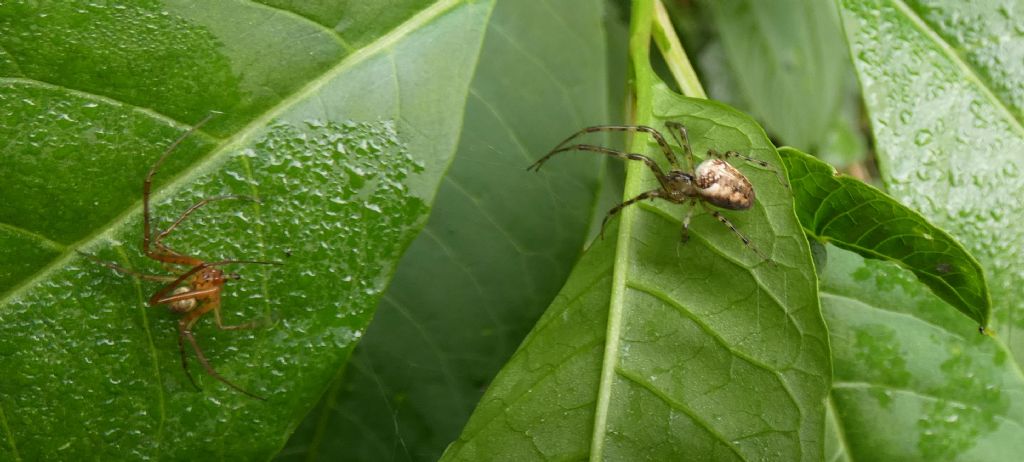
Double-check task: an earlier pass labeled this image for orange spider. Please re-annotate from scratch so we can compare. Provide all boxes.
[82,114,279,400]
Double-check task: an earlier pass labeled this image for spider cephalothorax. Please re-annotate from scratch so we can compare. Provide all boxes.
[528,121,786,261]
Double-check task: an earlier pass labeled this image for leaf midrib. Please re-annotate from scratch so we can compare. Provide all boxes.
[0,222,65,252]
[0,0,465,310]
[0,404,17,462]
[825,397,853,462]
[889,0,1024,137]
[242,0,355,52]
[833,381,1024,427]
[0,76,214,135]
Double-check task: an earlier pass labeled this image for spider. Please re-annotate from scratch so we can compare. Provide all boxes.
[80,114,280,400]
[527,122,787,261]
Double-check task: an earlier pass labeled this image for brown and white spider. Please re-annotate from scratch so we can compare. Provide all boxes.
[527,122,787,261]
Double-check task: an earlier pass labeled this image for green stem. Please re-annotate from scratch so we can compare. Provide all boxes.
[592,2,710,459]
[589,1,655,460]
[593,2,710,456]
[628,0,656,128]
[652,0,707,99]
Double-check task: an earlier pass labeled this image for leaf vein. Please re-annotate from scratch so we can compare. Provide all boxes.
[638,203,806,339]
[825,397,854,462]
[442,176,528,255]
[0,0,465,309]
[815,198,879,236]
[627,281,803,412]
[890,0,1024,137]
[833,381,1024,426]
[820,291,954,335]
[486,24,584,128]
[0,77,221,138]
[239,0,354,52]
[420,226,507,345]
[0,402,19,462]
[458,337,603,441]
[616,368,748,461]
[383,292,466,413]
[113,246,166,457]
[822,245,979,320]
[0,43,25,77]
[0,222,66,252]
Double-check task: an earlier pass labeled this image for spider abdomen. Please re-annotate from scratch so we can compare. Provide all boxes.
[695,159,755,210]
[169,286,198,313]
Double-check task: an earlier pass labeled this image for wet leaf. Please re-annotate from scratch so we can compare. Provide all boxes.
[780,147,990,327]
[441,88,830,461]
[276,0,611,460]
[837,0,1024,358]
[821,246,1024,461]
[0,1,492,459]
[830,0,1024,457]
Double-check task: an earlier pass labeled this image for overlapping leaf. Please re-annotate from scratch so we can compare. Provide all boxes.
[821,247,1024,460]
[837,0,1024,356]
[277,0,609,460]
[0,1,492,459]
[781,147,989,326]
[827,0,1024,457]
[443,89,830,461]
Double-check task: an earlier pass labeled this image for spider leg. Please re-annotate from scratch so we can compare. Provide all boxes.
[148,264,208,306]
[177,328,202,392]
[600,189,665,239]
[532,124,681,169]
[664,121,696,173]
[212,302,264,331]
[76,251,178,282]
[153,195,261,249]
[209,259,285,268]
[143,113,219,265]
[179,300,266,400]
[528,145,671,187]
[699,202,774,264]
[680,199,697,243]
[155,285,218,305]
[207,285,267,331]
[708,149,790,188]
[145,242,192,275]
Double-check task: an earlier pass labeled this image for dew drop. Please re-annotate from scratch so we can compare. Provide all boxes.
[914,129,933,146]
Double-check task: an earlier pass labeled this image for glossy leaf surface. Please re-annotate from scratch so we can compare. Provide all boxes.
[831,0,1024,457]
[838,0,1024,358]
[442,89,830,461]
[780,147,989,326]
[0,1,491,459]
[821,246,1024,461]
[277,0,610,460]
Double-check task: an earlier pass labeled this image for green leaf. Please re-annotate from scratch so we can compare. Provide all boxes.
[0,1,492,459]
[703,0,850,150]
[838,0,1024,359]
[820,246,1024,460]
[276,0,611,459]
[779,146,990,327]
[442,88,830,461]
